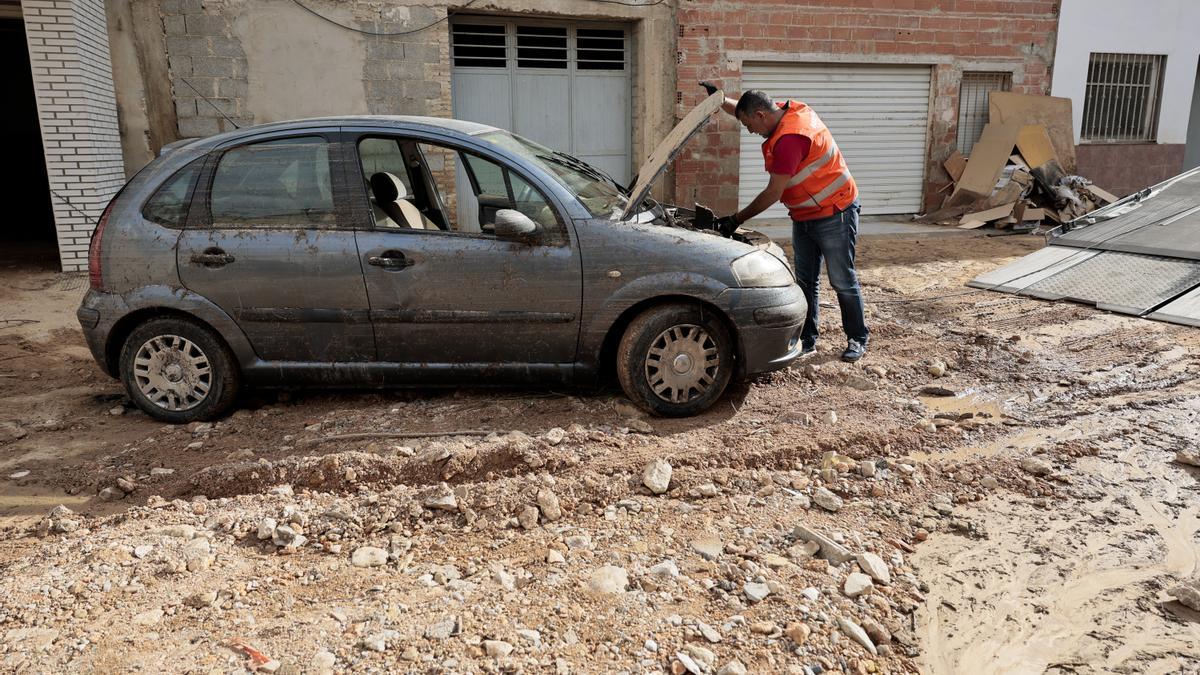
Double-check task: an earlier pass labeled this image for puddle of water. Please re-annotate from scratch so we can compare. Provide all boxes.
[918,391,1005,420]
[914,425,1083,464]
[0,483,124,526]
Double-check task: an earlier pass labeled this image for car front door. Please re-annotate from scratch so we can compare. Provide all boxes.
[176,131,375,362]
[350,132,582,377]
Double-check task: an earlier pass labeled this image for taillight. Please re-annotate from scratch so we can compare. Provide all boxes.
[88,199,116,291]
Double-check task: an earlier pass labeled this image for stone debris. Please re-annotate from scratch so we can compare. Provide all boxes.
[642,459,672,494]
[856,552,892,584]
[794,524,853,564]
[536,489,562,521]
[587,566,628,594]
[691,536,724,561]
[813,487,844,512]
[838,616,878,655]
[1019,456,1054,476]
[785,622,811,645]
[1174,450,1200,467]
[743,582,771,603]
[351,546,388,568]
[1168,583,1200,611]
[484,639,514,657]
[843,572,874,598]
[697,621,723,643]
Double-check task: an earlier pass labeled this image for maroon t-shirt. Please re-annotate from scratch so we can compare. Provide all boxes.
[770,134,812,175]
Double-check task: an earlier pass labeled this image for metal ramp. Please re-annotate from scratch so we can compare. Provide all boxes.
[970,167,1200,327]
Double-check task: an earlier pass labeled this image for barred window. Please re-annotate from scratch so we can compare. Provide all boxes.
[1081,53,1166,143]
[956,72,1011,155]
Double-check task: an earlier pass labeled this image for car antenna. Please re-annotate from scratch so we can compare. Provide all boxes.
[180,78,241,130]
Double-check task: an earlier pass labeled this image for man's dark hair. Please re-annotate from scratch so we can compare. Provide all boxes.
[735,90,776,117]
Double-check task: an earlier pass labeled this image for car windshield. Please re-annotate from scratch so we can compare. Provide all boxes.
[476,130,626,218]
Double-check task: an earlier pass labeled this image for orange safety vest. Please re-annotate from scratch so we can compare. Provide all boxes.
[762,101,858,221]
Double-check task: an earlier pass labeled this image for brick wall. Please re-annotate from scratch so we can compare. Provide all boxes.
[674,0,1061,216]
[1076,144,1187,199]
[23,0,127,272]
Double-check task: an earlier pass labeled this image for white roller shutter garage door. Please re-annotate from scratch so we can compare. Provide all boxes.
[738,63,932,217]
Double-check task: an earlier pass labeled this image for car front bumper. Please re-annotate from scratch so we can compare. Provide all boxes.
[717,285,808,376]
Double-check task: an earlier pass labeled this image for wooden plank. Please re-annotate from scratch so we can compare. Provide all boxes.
[944,150,967,182]
[950,123,1021,202]
[1008,154,1029,170]
[989,92,1077,173]
[1022,207,1045,221]
[957,219,988,230]
[1015,125,1058,170]
[1086,185,1121,204]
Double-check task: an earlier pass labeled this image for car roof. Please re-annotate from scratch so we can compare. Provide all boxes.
[172,115,501,152]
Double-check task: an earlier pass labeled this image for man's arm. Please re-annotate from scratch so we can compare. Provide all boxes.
[735,172,791,224]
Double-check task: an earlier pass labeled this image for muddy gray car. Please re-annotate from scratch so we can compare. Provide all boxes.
[77,93,806,422]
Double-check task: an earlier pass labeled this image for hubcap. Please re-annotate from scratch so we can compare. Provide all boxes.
[644,324,721,404]
[132,334,212,412]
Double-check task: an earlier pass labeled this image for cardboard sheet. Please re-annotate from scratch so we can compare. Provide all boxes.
[950,123,1021,202]
[1015,125,1058,169]
[959,202,1016,226]
[989,92,1077,172]
[983,181,1024,209]
[944,151,967,182]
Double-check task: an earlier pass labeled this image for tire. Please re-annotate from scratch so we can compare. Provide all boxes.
[616,303,735,417]
[118,316,240,423]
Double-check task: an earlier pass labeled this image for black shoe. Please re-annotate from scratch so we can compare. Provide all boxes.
[841,339,867,363]
[799,342,817,358]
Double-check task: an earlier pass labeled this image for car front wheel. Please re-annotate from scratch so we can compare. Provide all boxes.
[118,317,240,423]
[616,303,734,417]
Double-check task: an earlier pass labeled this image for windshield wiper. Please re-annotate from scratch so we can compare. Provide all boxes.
[541,152,624,191]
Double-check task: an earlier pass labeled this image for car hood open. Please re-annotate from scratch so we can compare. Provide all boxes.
[618,91,725,222]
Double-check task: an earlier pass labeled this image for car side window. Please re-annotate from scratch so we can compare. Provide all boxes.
[357,136,439,231]
[142,158,203,228]
[418,143,561,236]
[209,136,335,227]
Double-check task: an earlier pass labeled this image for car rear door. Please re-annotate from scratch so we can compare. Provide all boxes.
[348,131,582,376]
[177,130,375,362]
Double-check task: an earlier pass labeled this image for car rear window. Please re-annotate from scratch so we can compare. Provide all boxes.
[209,136,336,227]
[142,158,203,228]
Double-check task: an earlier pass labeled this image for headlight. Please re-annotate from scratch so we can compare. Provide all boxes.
[731,250,794,287]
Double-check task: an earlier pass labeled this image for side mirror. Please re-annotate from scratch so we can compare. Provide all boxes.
[493,209,540,242]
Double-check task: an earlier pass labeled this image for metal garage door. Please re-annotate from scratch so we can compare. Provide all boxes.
[450,18,631,182]
[739,63,932,217]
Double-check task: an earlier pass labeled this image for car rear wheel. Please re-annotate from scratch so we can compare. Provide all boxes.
[118,317,240,423]
[616,303,734,417]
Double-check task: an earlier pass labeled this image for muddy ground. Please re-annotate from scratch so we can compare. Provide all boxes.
[0,232,1197,674]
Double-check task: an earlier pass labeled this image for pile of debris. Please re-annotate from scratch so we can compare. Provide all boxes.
[919,92,1120,231]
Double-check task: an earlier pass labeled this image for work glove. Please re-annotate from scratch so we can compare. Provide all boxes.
[714,214,740,237]
[699,81,719,96]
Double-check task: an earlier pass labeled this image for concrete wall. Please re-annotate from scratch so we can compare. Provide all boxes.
[1052,0,1200,194]
[23,0,126,272]
[106,0,177,177]
[111,0,676,200]
[674,0,1060,215]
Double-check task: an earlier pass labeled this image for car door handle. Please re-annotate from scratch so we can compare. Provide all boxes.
[368,251,414,270]
[190,249,235,267]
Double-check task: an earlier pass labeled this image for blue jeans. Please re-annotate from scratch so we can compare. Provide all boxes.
[792,199,868,347]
